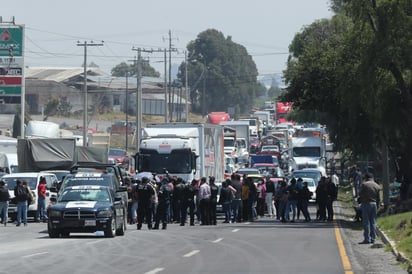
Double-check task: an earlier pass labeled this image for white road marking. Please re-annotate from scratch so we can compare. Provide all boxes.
[22,252,48,258]
[232,229,240,232]
[244,222,250,225]
[183,250,200,258]
[144,268,165,274]
[86,239,104,245]
[212,238,223,243]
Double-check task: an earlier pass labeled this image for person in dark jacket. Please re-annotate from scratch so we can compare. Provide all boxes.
[316,176,329,221]
[136,177,155,230]
[326,177,338,221]
[219,180,233,223]
[286,178,299,222]
[14,180,29,226]
[209,176,219,225]
[154,178,172,230]
[0,180,10,226]
[184,179,198,226]
[173,178,185,224]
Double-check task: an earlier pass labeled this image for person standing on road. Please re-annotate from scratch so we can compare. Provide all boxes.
[326,177,338,221]
[36,177,48,223]
[265,176,275,218]
[198,177,211,225]
[209,176,218,225]
[316,176,329,221]
[358,172,380,244]
[0,180,10,226]
[230,174,242,223]
[285,178,299,222]
[182,179,198,226]
[14,180,28,226]
[136,177,155,230]
[219,180,233,223]
[154,178,172,230]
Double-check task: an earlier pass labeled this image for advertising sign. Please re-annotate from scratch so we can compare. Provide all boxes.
[0,25,23,97]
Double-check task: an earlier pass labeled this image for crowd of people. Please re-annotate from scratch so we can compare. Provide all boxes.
[0,177,51,226]
[124,172,339,229]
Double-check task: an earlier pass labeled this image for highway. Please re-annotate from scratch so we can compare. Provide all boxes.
[0,205,406,274]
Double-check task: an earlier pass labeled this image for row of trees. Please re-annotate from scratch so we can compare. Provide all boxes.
[282,0,412,180]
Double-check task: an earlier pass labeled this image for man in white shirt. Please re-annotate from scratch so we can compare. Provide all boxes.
[199,177,211,225]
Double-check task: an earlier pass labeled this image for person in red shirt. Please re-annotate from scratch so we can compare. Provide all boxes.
[36,177,48,223]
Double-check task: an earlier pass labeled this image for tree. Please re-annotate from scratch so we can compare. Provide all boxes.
[111,62,160,77]
[283,0,412,181]
[177,29,260,115]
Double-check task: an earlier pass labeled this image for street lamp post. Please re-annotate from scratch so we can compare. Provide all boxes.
[125,72,129,152]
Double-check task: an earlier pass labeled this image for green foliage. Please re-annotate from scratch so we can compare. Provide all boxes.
[111,62,160,77]
[177,29,259,115]
[44,97,72,117]
[283,1,412,178]
[377,212,412,263]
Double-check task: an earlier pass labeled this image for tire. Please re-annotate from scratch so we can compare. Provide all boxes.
[48,228,60,238]
[61,232,70,238]
[105,218,116,238]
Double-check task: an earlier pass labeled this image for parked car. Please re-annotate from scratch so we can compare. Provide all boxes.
[2,172,59,220]
[48,185,126,238]
[291,168,326,186]
[236,168,260,177]
[108,148,129,168]
[288,177,317,202]
[249,136,261,154]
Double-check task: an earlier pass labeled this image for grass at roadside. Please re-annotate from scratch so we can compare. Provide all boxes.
[377,211,412,264]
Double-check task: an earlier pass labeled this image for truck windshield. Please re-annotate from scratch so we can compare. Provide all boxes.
[224,139,235,147]
[293,147,321,157]
[140,149,192,174]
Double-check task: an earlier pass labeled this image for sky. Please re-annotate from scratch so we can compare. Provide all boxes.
[2,0,333,78]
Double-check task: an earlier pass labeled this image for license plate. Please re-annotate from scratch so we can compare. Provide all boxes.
[84,220,96,226]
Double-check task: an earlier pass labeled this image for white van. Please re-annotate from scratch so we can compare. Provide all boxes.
[2,172,59,221]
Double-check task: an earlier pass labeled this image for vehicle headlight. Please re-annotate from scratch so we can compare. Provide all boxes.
[49,210,62,217]
[97,210,112,218]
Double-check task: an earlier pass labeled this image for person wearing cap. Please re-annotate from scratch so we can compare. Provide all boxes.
[36,176,48,223]
[358,172,380,244]
[0,180,10,226]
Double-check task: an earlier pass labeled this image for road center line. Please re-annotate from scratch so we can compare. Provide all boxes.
[212,238,223,243]
[232,229,240,232]
[144,268,165,274]
[22,252,48,258]
[183,250,200,258]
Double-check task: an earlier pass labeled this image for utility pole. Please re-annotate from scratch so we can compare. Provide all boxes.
[77,40,103,147]
[131,47,164,151]
[185,51,189,122]
[164,48,168,122]
[125,72,129,152]
[163,30,178,122]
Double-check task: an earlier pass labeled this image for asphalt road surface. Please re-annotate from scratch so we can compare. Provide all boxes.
[0,204,406,274]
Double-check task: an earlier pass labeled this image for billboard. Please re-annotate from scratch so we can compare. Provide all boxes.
[0,25,23,101]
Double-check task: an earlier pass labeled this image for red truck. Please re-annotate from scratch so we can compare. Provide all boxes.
[275,102,293,124]
[206,112,230,124]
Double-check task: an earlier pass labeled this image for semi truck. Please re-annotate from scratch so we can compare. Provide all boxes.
[135,123,225,183]
[288,136,326,173]
[219,120,250,160]
[0,136,18,173]
[275,102,293,124]
[206,112,230,124]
